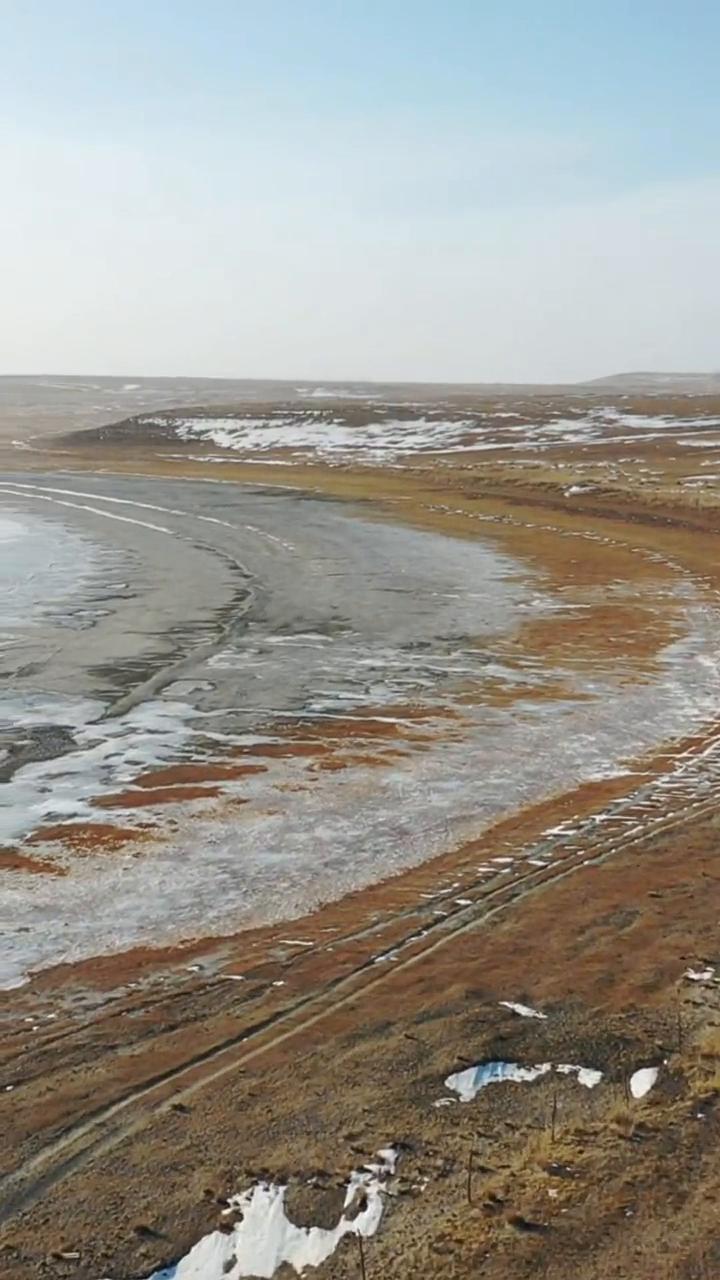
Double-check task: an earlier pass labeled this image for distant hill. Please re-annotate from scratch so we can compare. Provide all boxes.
[582,371,720,393]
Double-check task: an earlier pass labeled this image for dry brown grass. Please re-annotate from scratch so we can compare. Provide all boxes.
[679,1020,720,1095]
[606,1098,638,1137]
[694,1023,720,1060]
[514,1126,556,1167]
[697,1067,720,1094]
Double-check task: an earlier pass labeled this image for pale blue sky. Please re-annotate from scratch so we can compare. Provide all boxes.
[2,2,719,381]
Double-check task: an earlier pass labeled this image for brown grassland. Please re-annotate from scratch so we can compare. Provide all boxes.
[3,394,720,1279]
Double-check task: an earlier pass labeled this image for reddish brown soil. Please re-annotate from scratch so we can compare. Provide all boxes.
[132,762,267,787]
[503,600,683,672]
[311,750,410,770]
[94,784,223,809]
[281,715,433,742]
[233,739,335,759]
[26,823,155,853]
[0,849,66,876]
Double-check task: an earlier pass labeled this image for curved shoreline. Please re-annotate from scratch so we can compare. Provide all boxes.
[2,453,720,989]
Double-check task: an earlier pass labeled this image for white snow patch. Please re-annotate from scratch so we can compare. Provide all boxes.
[445,1061,551,1102]
[499,1001,547,1020]
[143,1148,398,1279]
[140,413,479,464]
[445,1059,603,1102]
[555,1063,603,1089]
[630,1066,659,1099]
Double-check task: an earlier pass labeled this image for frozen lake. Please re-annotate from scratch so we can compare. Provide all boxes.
[2,471,720,987]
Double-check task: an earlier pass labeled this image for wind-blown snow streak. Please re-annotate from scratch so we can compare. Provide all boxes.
[498,1000,547,1020]
[138,405,720,464]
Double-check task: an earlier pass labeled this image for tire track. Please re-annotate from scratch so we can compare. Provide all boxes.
[2,725,720,1226]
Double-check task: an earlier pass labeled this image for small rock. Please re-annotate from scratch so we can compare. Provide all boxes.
[134,1224,163,1241]
[509,1215,550,1234]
